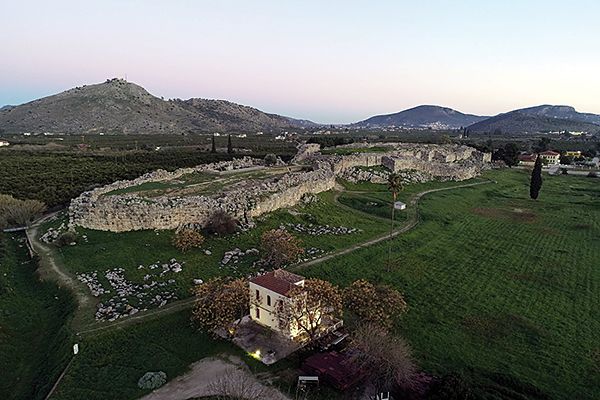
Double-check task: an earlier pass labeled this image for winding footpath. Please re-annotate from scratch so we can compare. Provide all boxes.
[30,179,494,337]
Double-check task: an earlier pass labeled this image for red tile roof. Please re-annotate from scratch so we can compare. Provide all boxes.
[302,351,366,390]
[539,150,560,156]
[518,154,537,161]
[250,269,304,296]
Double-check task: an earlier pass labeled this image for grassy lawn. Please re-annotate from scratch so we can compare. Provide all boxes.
[44,190,390,327]
[50,311,270,400]
[0,234,75,400]
[303,169,600,399]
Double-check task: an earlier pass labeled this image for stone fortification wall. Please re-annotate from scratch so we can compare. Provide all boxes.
[69,143,490,233]
[69,159,335,232]
[312,143,490,180]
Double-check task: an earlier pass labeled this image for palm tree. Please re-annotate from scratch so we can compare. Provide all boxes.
[387,173,403,269]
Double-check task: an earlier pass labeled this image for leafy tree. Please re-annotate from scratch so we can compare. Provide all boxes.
[349,323,416,392]
[172,228,205,252]
[191,277,249,337]
[343,279,408,330]
[206,211,238,235]
[264,153,278,166]
[274,278,342,343]
[534,137,551,153]
[211,134,217,153]
[387,173,403,268]
[560,154,572,165]
[260,229,304,267]
[227,134,233,154]
[0,194,46,229]
[530,156,543,200]
[501,142,520,167]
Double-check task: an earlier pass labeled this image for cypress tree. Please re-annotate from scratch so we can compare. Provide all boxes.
[530,155,543,199]
[211,134,216,153]
[227,134,233,154]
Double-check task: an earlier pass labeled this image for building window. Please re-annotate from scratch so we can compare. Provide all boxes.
[255,289,260,301]
[267,295,271,306]
[256,307,260,319]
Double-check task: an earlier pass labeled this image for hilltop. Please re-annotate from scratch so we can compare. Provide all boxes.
[354,105,487,129]
[468,105,600,134]
[0,79,315,135]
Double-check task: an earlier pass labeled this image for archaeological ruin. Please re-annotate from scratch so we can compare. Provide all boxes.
[69,143,491,232]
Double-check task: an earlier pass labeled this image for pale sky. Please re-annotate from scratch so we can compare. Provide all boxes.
[2,0,600,123]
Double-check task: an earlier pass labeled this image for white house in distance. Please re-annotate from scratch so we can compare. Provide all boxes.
[249,269,307,339]
[539,150,560,165]
[0,140,9,147]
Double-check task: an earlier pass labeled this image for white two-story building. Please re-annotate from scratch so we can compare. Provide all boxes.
[249,269,307,339]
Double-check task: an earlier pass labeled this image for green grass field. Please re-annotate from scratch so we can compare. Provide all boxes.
[0,234,75,400]
[35,168,600,399]
[44,189,391,327]
[303,169,600,399]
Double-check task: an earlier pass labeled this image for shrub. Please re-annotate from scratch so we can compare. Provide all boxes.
[206,211,238,235]
[260,229,303,267]
[172,229,204,253]
[137,371,167,389]
[56,231,78,247]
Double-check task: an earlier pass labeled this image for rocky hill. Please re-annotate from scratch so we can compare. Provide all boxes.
[0,79,315,134]
[355,105,487,129]
[467,105,600,134]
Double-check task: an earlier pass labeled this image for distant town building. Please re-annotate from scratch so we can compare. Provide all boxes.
[518,153,537,166]
[565,150,582,158]
[538,151,560,165]
[0,140,9,147]
[249,269,310,339]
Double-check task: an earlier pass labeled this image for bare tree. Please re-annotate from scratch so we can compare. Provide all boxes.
[274,278,342,343]
[350,323,417,393]
[0,194,46,229]
[207,370,277,400]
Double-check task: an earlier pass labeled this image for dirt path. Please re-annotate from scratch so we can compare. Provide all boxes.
[28,213,95,328]
[32,179,494,337]
[138,355,290,400]
[293,179,493,270]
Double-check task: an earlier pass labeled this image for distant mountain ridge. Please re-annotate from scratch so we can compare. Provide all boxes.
[0,79,316,134]
[354,105,488,129]
[2,79,600,135]
[467,105,600,134]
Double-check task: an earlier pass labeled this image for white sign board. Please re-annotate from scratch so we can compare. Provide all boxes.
[73,343,79,355]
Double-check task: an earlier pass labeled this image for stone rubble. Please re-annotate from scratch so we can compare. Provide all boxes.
[76,258,188,322]
[281,223,361,236]
[221,247,260,266]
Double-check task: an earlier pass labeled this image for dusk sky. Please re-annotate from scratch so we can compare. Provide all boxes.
[2,0,600,123]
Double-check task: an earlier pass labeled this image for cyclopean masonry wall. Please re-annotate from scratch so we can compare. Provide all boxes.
[69,143,490,232]
[69,158,336,232]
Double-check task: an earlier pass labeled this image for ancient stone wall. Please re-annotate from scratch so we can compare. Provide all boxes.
[69,143,490,232]
[69,159,335,232]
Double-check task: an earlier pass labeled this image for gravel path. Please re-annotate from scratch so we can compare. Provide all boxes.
[138,355,290,400]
